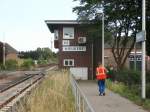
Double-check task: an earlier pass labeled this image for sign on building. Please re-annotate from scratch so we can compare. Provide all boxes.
[136,31,145,43]
[63,46,86,51]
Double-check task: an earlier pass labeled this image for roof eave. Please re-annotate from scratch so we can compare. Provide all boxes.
[45,20,90,33]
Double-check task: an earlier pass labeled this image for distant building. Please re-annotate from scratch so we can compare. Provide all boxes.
[0,42,18,63]
[104,43,150,71]
[45,20,102,80]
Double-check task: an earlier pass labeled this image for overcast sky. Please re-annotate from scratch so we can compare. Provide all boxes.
[0,0,78,52]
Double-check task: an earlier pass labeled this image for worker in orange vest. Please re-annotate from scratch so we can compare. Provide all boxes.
[96,62,107,96]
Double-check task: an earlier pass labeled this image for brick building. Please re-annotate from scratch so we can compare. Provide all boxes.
[0,42,18,63]
[104,43,150,71]
[45,20,102,80]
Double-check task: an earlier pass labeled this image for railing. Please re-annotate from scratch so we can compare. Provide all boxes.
[70,73,95,112]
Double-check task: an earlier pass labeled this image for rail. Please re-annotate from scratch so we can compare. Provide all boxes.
[70,73,95,112]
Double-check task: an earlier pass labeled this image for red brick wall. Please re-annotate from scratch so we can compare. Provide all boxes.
[57,24,93,79]
[6,53,18,61]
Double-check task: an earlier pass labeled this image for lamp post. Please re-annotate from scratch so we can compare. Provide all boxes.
[3,32,5,67]
[101,13,104,66]
[97,12,105,66]
[3,42,5,66]
[141,0,146,99]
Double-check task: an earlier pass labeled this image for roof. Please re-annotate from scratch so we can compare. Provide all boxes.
[45,20,89,33]
[5,43,18,54]
[0,42,18,54]
[104,42,141,49]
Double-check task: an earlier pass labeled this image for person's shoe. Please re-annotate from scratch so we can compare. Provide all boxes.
[103,93,105,96]
[99,93,102,96]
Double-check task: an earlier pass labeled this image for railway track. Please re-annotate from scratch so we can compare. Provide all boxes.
[0,65,57,111]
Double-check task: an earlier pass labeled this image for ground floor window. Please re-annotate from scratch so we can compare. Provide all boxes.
[129,61,142,70]
[129,53,142,70]
[63,59,74,66]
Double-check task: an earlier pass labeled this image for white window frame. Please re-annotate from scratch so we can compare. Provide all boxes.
[129,54,142,61]
[63,59,74,66]
[63,27,74,39]
[62,40,70,46]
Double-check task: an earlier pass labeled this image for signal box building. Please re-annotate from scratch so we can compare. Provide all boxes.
[45,20,102,80]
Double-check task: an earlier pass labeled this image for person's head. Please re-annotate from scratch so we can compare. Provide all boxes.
[98,62,102,67]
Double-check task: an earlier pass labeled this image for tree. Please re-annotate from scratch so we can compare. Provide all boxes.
[18,47,55,61]
[146,0,150,56]
[73,0,145,70]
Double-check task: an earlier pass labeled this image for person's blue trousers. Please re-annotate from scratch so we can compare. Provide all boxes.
[98,80,105,94]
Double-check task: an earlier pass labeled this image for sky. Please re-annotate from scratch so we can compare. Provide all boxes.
[0,0,79,52]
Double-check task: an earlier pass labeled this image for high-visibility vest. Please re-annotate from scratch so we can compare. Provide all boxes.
[96,67,107,80]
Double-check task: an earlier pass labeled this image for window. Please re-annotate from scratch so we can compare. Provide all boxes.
[63,27,74,39]
[63,59,74,66]
[62,40,70,46]
[129,54,142,70]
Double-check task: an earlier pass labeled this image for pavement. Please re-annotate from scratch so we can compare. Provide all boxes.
[78,80,148,112]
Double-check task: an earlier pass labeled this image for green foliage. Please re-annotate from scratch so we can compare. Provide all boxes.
[37,59,48,65]
[0,64,6,70]
[18,47,57,61]
[113,70,150,87]
[115,70,141,85]
[146,1,150,56]
[5,60,18,70]
[110,70,150,98]
[106,80,150,111]
[73,0,150,69]
[21,59,34,70]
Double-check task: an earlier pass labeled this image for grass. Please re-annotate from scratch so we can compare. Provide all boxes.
[17,69,75,112]
[106,80,150,112]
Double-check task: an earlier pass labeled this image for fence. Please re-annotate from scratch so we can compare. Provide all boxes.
[70,73,95,112]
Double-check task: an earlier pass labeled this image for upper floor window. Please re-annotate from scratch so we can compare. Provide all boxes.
[62,40,70,46]
[63,27,74,39]
[54,30,59,40]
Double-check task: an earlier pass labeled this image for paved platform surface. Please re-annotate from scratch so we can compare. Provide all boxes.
[78,80,148,112]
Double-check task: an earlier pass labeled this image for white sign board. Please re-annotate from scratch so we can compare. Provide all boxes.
[63,46,86,52]
[136,31,145,43]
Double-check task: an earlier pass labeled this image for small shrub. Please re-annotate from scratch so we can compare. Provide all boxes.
[21,59,34,70]
[37,59,48,65]
[5,60,18,70]
[114,69,141,85]
[0,63,6,70]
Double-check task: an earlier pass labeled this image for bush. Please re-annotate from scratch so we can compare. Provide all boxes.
[146,84,150,98]
[106,80,150,111]
[112,70,150,98]
[37,59,48,65]
[0,63,6,70]
[114,69,141,85]
[5,60,18,70]
[21,59,34,70]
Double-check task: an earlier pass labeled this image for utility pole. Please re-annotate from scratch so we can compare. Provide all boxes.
[3,33,5,67]
[141,0,146,99]
[102,13,104,66]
